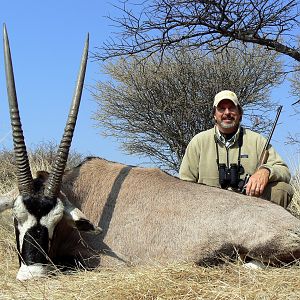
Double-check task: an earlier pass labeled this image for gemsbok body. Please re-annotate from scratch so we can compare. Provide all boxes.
[1,25,300,281]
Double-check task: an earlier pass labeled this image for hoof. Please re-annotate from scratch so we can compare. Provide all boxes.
[16,264,49,281]
[242,260,266,270]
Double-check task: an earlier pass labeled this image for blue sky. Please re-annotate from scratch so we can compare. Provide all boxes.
[0,1,299,173]
[0,1,151,167]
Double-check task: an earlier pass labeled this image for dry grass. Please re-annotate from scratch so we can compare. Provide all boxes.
[0,147,300,299]
[1,255,300,300]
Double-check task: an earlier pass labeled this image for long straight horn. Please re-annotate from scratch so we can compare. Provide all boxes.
[44,34,89,199]
[3,24,34,196]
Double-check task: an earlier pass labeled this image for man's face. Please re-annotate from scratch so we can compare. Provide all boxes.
[214,99,242,133]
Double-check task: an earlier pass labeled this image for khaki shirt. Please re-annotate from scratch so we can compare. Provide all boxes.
[179,126,291,187]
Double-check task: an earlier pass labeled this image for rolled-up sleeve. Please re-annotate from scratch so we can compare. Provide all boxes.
[259,144,291,183]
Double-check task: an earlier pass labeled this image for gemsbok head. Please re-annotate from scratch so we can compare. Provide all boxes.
[0,24,99,280]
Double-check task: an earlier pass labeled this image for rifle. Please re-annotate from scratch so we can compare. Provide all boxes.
[239,105,283,194]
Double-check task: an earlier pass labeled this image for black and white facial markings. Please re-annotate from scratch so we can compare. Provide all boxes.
[13,191,64,280]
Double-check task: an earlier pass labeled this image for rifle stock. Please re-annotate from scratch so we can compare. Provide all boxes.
[258,149,269,168]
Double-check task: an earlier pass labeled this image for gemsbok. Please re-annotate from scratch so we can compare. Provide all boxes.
[1,24,300,281]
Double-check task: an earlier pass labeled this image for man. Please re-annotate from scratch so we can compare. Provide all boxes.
[179,90,293,208]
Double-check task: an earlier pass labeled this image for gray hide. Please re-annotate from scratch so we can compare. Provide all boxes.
[49,156,300,268]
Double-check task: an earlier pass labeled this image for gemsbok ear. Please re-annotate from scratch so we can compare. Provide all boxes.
[0,188,18,212]
[0,195,14,212]
[58,191,102,233]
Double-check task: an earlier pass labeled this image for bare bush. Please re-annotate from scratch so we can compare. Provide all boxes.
[0,141,83,192]
[93,45,282,172]
[98,0,300,62]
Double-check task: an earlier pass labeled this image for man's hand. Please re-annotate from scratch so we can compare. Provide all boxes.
[245,168,270,197]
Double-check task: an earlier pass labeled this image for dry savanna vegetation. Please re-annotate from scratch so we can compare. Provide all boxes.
[0,147,300,299]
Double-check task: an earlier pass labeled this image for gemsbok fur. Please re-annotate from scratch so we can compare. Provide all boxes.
[1,25,300,281]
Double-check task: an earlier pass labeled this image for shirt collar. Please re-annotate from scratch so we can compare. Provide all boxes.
[214,125,241,148]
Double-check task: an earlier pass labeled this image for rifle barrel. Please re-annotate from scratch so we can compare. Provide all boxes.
[264,105,282,150]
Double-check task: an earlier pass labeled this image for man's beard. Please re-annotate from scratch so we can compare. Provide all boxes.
[220,120,237,129]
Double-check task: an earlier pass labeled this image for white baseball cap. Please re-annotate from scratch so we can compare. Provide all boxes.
[213,90,239,107]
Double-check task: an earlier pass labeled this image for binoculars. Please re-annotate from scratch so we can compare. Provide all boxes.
[218,163,241,189]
